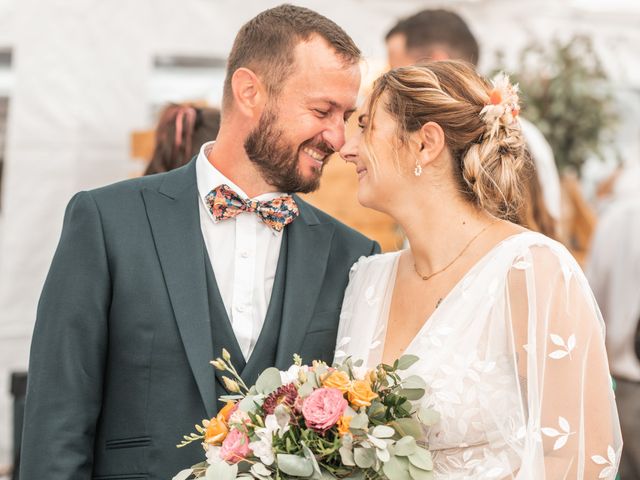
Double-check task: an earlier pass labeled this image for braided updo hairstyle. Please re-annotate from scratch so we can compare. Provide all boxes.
[364,60,529,220]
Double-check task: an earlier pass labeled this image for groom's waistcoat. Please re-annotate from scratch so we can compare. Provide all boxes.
[205,231,287,399]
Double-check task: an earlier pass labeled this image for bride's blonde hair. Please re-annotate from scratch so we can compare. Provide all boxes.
[364,60,528,220]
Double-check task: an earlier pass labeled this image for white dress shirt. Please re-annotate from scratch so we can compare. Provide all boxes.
[196,142,285,360]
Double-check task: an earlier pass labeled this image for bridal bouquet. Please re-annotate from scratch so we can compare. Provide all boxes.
[173,350,439,480]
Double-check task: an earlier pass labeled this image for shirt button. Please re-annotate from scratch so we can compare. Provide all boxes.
[236,305,245,313]
[240,250,250,258]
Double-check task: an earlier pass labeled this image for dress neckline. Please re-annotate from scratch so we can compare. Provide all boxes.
[378,231,535,364]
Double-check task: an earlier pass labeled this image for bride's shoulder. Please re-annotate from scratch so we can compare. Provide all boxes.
[501,231,582,277]
[348,251,402,280]
[350,251,400,270]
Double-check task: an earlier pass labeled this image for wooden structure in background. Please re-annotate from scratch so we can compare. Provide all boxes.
[130,130,155,164]
[302,156,402,252]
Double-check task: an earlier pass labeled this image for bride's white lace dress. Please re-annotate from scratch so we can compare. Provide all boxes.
[335,232,622,479]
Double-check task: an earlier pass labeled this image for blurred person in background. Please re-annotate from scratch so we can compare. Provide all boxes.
[385,9,561,239]
[587,185,640,480]
[144,104,221,175]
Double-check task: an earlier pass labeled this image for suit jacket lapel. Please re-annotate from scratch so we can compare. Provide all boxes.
[275,197,335,368]
[142,161,217,418]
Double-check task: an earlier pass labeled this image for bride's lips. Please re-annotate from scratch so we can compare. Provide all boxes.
[356,166,368,180]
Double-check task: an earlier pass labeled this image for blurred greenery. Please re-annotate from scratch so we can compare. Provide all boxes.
[494,35,618,175]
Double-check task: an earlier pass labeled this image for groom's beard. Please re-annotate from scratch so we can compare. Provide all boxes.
[244,107,330,194]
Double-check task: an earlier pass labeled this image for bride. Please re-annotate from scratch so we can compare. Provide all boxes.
[335,61,622,479]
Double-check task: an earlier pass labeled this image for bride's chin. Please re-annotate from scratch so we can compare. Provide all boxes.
[356,188,379,211]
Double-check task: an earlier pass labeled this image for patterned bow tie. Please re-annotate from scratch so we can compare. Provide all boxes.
[205,184,299,232]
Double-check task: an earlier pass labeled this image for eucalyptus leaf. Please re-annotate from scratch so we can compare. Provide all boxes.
[416,407,440,427]
[277,453,314,477]
[302,444,322,478]
[219,394,245,402]
[372,425,395,439]
[298,381,314,398]
[408,447,433,471]
[255,367,283,395]
[377,446,391,462]
[389,418,424,439]
[367,434,388,450]
[349,412,369,430]
[354,447,376,469]
[367,400,386,418]
[238,394,261,413]
[205,462,238,480]
[402,375,427,390]
[172,469,193,480]
[339,445,355,466]
[394,436,417,456]
[382,455,411,480]
[409,464,434,480]
[398,388,426,401]
[344,405,358,418]
[250,463,272,478]
[396,355,419,370]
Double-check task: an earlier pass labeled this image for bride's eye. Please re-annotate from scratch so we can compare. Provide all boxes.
[357,114,368,130]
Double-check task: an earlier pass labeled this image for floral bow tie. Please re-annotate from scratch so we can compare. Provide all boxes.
[205,184,299,232]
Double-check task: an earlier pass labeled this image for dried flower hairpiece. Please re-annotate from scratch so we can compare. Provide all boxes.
[480,72,521,138]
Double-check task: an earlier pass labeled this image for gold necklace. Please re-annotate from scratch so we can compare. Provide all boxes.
[413,219,499,281]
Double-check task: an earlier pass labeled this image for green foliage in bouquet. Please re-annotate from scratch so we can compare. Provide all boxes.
[174,351,440,480]
[497,35,617,174]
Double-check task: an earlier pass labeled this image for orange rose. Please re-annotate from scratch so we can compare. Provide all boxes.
[322,370,352,393]
[337,415,352,436]
[218,401,237,423]
[348,379,378,408]
[204,415,229,445]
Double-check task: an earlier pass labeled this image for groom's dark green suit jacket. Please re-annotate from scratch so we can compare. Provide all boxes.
[21,159,378,480]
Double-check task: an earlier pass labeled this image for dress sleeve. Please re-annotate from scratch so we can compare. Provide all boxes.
[506,244,622,479]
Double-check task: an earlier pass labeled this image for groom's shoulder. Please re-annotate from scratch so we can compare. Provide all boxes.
[294,196,377,249]
[84,163,191,205]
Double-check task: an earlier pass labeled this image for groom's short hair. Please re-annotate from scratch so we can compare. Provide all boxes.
[223,4,361,109]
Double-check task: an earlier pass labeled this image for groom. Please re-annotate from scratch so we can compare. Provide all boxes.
[20,5,378,479]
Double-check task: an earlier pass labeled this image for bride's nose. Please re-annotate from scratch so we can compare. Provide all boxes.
[339,135,358,164]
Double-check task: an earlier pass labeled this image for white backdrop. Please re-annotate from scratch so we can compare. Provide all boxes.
[0,0,638,469]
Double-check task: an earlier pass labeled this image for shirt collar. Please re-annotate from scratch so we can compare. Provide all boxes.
[196,141,288,234]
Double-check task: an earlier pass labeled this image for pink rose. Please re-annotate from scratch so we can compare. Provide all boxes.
[219,428,251,464]
[302,387,348,433]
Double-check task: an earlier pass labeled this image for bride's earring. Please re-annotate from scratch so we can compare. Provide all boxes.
[414,161,423,177]
[414,143,425,177]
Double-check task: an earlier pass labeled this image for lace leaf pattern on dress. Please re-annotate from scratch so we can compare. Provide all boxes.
[548,333,577,360]
[591,445,618,479]
[541,417,575,450]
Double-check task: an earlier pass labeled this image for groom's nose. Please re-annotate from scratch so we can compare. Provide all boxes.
[322,116,346,152]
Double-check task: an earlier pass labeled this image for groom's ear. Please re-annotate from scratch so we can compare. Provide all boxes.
[230,67,266,119]
[418,121,446,166]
